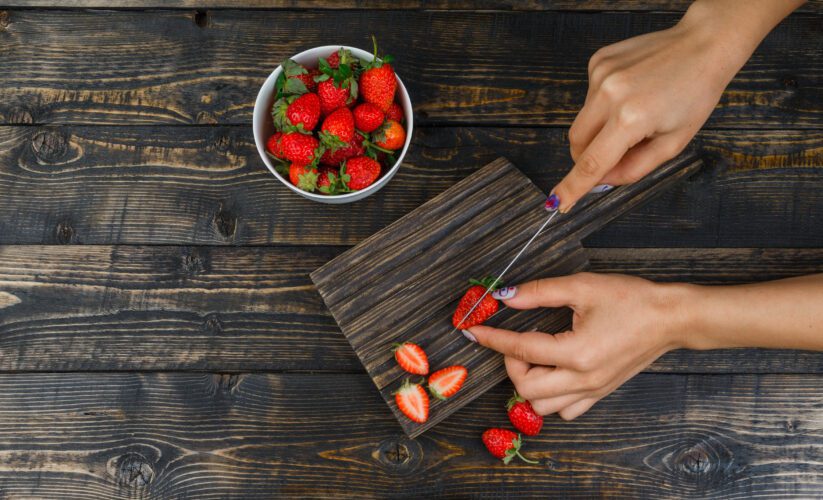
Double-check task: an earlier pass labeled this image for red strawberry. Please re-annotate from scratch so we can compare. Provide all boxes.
[427,365,467,400]
[320,107,355,144]
[317,79,355,116]
[272,92,321,132]
[360,38,397,112]
[292,68,320,93]
[326,51,340,69]
[373,120,406,151]
[353,103,385,133]
[452,277,502,329]
[279,59,316,95]
[316,166,347,195]
[266,132,285,159]
[320,133,364,167]
[482,429,538,464]
[393,342,429,375]
[386,102,404,123]
[280,132,320,165]
[289,163,318,192]
[394,379,429,423]
[507,391,543,436]
[343,156,381,190]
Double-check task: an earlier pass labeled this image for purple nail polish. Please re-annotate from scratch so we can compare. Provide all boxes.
[545,194,560,211]
[462,330,477,343]
[492,286,517,300]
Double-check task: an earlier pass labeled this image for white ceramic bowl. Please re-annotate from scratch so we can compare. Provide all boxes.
[253,45,413,204]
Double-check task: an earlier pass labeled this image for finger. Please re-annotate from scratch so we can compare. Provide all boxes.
[600,136,682,186]
[530,393,586,416]
[553,117,645,212]
[496,274,588,310]
[510,366,582,401]
[504,355,530,381]
[468,326,578,367]
[568,96,608,162]
[558,397,598,421]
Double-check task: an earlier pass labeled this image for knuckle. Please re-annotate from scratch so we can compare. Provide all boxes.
[558,409,578,421]
[583,370,608,391]
[530,400,551,416]
[600,72,629,99]
[576,155,602,179]
[511,342,531,363]
[615,104,645,130]
[568,125,582,149]
[571,351,598,372]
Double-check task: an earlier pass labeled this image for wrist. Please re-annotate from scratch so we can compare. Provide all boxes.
[654,282,705,351]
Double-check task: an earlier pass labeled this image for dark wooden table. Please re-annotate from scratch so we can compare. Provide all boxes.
[0,1,820,498]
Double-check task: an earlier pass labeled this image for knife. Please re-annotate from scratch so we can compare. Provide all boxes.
[451,184,614,333]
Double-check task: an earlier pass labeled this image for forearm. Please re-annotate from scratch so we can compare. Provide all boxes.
[670,274,823,351]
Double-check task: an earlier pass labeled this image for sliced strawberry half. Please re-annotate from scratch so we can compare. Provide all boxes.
[393,342,429,375]
[427,365,467,400]
[394,379,429,423]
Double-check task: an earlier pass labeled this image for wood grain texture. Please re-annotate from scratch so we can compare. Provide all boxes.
[0,245,820,373]
[2,126,819,246]
[0,9,818,126]
[1,1,821,12]
[0,372,818,498]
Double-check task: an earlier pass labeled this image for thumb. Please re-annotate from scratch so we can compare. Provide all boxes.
[493,274,588,310]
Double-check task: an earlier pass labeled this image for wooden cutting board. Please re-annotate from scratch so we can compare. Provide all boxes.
[311,153,701,438]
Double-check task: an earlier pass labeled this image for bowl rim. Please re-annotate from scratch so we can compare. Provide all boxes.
[252,44,413,202]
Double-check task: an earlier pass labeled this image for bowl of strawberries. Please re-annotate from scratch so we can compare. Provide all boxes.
[253,38,412,203]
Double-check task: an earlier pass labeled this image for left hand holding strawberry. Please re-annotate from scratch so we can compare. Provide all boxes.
[466,273,687,420]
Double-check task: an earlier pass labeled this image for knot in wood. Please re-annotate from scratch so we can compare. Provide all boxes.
[678,446,712,476]
[781,75,798,88]
[374,436,422,474]
[196,111,217,124]
[181,249,207,276]
[213,133,231,153]
[8,107,33,124]
[31,129,68,163]
[55,221,75,244]
[211,373,244,397]
[213,208,237,239]
[201,314,223,334]
[0,11,9,31]
[113,453,154,488]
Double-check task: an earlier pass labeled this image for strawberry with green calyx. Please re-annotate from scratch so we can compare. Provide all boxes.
[289,163,319,192]
[452,277,503,329]
[266,132,285,159]
[317,167,350,195]
[272,92,321,132]
[394,379,429,423]
[280,131,321,166]
[275,59,313,100]
[482,429,539,464]
[342,156,381,191]
[318,107,355,153]
[320,133,364,167]
[427,365,467,400]
[315,49,359,114]
[507,391,544,436]
[360,36,397,112]
[373,119,406,151]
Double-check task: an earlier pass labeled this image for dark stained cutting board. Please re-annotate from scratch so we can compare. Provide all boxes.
[311,153,701,438]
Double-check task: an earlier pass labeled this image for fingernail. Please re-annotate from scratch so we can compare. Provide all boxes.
[589,184,614,193]
[545,194,560,212]
[492,286,517,300]
[462,329,477,343]
[559,201,576,214]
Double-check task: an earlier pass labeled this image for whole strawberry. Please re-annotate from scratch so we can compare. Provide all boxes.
[289,163,318,192]
[353,102,385,133]
[507,391,543,436]
[317,79,355,116]
[279,59,316,95]
[343,156,381,190]
[452,277,502,329]
[292,68,321,93]
[280,132,320,166]
[272,92,321,132]
[481,429,538,464]
[360,37,397,112]
[386,102,404,123]
[373,119,406,151]
[320,107,355,146]
[266,132,285,159]
[320,133,364,167]
[317,166,347,195]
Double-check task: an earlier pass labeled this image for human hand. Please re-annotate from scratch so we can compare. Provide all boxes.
[552,0,795,212]
[465,273,693,420]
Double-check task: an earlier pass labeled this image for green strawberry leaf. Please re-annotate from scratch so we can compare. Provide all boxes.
[297,169,319,192]
[314,73,330,82]
[282,58,306,77]
[283,77,308,95]
[318,130,349,153]
[274,72,287,100]
[318,58,333,76]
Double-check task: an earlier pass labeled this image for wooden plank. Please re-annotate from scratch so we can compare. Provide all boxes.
[1,1,821,12]
[0,245,821,373]
[311,154,699,437]
[0,372,817,498]
[1,126,819,247]
[0,10,819,127]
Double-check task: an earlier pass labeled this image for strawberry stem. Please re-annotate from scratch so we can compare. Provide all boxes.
[515,451,539,464]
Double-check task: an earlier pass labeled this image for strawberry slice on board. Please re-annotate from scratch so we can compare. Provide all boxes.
[394,379,429,424]
[393,342,429,375]
[427,365,468,400]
